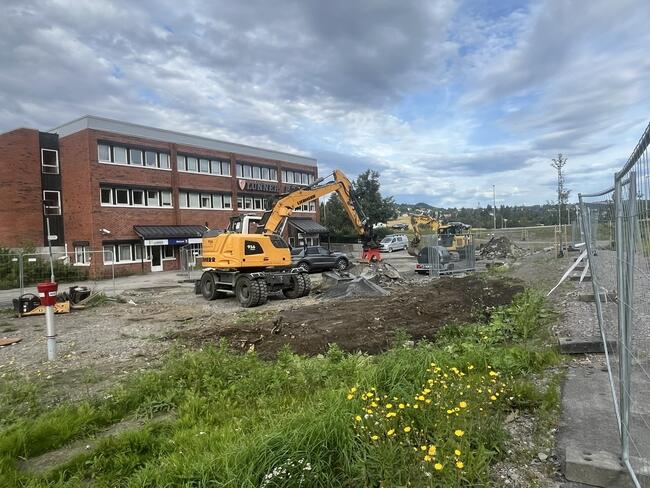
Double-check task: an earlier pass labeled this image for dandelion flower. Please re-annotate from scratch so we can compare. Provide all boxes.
[350,387,358,393]
[424,455,432,462]
[455,449,461,456]
[446,409,454,414]
[434,463,443,471]
[459,401,467,408]
[386,412,397,418]
[428,445,436,456]
[417,395,425,401]
[355,415,362,422]
[347,394,354,400]
[387,429,395,436]
[421,445,427,451]
[454,429,464,437]
[456,461,464,469]
[371,435,379,441]
[398,403,405,409]
[490,395,497,401]
[404,426,411,433]
[489,371,498,377]
[386,403,393,409]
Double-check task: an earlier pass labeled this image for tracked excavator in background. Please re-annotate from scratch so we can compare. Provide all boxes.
[407,213,473,259]
[198,170,381,307]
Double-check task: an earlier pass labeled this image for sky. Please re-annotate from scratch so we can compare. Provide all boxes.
[1,0,649,208]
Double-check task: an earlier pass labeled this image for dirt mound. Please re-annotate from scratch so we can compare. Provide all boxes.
[178,276,524,358]
[479,236,526,260]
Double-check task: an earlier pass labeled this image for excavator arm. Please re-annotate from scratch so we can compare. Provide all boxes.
[262,169,367,237]
[409,214,440,246]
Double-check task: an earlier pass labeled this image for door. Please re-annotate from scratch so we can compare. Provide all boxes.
[151,245,163,272]
[318,246,335,267]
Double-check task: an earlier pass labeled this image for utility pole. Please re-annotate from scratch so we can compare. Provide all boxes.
[492,185,496,230]
[551,154,568,257]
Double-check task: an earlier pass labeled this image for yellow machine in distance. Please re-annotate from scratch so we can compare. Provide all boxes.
[408,213,473,258]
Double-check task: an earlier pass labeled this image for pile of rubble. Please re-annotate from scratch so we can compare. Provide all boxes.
[317,262,404,299]
[479,236,526,260]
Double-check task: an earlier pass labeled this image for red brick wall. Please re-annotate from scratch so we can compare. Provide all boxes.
[0,129,44,247]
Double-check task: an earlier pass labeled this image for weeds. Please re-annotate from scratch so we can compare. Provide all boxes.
[0,288,560,487]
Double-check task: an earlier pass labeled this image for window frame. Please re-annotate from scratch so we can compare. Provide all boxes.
[115,188,130,205]
[129,149,143,166]
[113,146,128,165]
[42,190,61,215]
[74,245,90,265]
[41,148,60,174]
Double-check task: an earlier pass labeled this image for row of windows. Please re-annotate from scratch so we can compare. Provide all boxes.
[235,196,316,212]
[179,191,233,210]
[236,162,278,181]
[282,170,315,185]
[101,243,175,264]
[100,187,173,207]
[177,155,231,176]
[98,143,171,170]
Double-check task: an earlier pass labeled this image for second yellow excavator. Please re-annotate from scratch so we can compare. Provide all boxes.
[407,213,473,258]
[198,170,379,307]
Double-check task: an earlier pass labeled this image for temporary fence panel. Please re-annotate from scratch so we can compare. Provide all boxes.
[578,120,650,487]
[0,253,22,292]
[180,244,203,281]
[419,234,475,277]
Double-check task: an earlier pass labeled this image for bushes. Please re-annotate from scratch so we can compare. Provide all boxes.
[0,247,87,290]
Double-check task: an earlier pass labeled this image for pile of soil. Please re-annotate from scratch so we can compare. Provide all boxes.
[479,236,526,260]
[178,275,524,358]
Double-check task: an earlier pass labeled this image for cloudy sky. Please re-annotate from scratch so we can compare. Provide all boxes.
[2,0,649,207]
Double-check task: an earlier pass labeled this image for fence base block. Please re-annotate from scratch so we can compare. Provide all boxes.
[569,275,592,281]
[577,292,617,302]
[558,336,617,354]
[565,446,649,487]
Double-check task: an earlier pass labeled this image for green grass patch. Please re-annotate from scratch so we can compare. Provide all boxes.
[0,288,561,487]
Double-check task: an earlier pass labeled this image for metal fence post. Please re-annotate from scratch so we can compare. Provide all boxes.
[18,252,24,297]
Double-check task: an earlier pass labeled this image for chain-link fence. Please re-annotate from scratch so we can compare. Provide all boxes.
[579,121,650,487]
[179,244,203,281]
[416,234,476,277]
[472,224,571,253]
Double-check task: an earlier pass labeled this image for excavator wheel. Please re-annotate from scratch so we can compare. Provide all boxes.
[300,273,311,297]
[236,275,266,307]
[201,272,218,300]
[283,273,306,299]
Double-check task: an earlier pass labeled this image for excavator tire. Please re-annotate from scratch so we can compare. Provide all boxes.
[283,273,305,299]
[300,273,311,297]
[201,272,218,300]
[236,275,263,307]
[255,279,269,306]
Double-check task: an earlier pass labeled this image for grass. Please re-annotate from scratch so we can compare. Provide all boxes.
[0,288,561,487]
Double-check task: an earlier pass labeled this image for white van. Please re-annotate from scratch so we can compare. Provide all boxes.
[379,234,409,252]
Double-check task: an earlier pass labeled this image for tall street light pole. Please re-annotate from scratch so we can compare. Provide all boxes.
[492,185,497,230]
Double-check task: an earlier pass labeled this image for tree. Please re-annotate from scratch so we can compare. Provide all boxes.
[323,169,397,236]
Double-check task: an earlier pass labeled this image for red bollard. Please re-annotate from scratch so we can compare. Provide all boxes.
[36,282,58,361]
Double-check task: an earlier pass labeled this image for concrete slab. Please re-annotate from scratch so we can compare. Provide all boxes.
[558,365,650,487]
[565,446,650,487]
[558,336,616,354]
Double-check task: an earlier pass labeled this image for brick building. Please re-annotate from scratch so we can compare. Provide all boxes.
[0,115,323,273]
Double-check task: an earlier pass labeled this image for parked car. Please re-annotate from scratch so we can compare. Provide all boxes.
[291,246,350,273]
[415,246,454,274]
[391,223,409,230]
[379,234,409,252]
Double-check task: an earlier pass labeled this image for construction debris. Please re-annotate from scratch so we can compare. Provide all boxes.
[0,337,22,347]
[319,273,391,300]
[479,236,526,260]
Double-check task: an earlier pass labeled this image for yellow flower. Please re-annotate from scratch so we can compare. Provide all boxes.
[413,404,419,409]
[417,395,425,401]
[421,445,427,451]
[347,394,354,400]
[425,399,432,404]
[350,387,358,393]
[367,392,374,398]
[455,449,461,456]
[404,426,412,433]
[459,401,467,408]
[371,435,379,441]
[355,415,362,422]
[387,429,395,436]
[489,371,498,377]
[424,455,432,462]
[386,403,393,409]
[371,401,378,407]
[423,388,431,394]
[398,403,405,409]
[386,412,397,418]
[446,409,454,414]
[454,429,464,437]
[428,445,436,456]
[456,461,464,469]
[468,365,475,370]
[490,395,497,401]
[434,463,443,471]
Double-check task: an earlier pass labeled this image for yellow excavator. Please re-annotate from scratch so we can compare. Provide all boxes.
[199,170,379,307]
[407,213,473,258]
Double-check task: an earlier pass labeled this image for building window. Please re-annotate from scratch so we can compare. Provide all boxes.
[101,186,174,208]
[118,243,132,261]
[179,191,232,209]
[113,146,128,164]
[199,158,210,173]
[98,144,111,162]
[103,243,141,264]
[115,188,129,205]
[187,157,198,172]
[103,245,114,264]
[41,149,59,174]
[97,143,170,170]
[134,244,145,261]
[130,149,143,165]
[74,245,90,264]
[163,245,175,259]
[200,194,212,208]
[177,155,186,171]
[43,191,61,215]
[237,195,269,211]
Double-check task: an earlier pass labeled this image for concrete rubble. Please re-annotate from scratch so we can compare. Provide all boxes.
[479,236,527,260]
